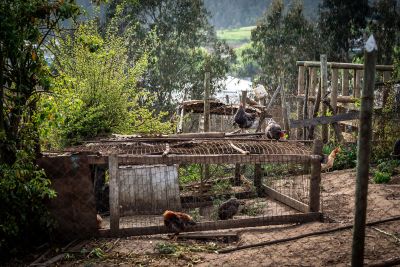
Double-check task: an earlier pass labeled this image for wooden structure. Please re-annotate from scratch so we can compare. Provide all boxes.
[65,136,323,238]
[293,60,394,142]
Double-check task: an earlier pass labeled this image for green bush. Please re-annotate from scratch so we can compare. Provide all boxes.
[0,150,57,258]
[377,159,400,175]
[373,171,391,184]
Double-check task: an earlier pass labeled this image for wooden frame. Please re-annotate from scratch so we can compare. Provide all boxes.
[99,212,323,238]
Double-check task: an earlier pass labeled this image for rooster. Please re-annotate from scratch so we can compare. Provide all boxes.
[163,210,196,241]
[321,147,341,172]
[234,104,258,131]
[218,198,241,220]
[265,118,285,140]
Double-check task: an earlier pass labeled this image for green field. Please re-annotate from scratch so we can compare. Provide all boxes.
[216,26,255,46]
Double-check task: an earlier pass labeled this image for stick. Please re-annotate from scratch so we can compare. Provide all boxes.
[105,238,121,253]
[371,227,400,243]
[229,142,249,155]
[40,253,66,266]
[217,215,400,254]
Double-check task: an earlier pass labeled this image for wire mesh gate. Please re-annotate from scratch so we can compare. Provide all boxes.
[77,138,323,237]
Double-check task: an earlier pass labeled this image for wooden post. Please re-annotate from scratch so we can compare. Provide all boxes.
[297,66,305,139]
[309,139,322,212]
[303,69,309,138]
[109,154,119,234]
[308,81,321,140]
[254,164,263,197]
[203,72,211,133]
[234,164,241,186]
[351,35,377,267]
[236,91,248,185]
[281,78,290,136]
[320,55,328,143]
[354,70,363,98]
[331,68,339,113]
[203,72,211,184]
[342,69,349,96]
[309,68,317,97]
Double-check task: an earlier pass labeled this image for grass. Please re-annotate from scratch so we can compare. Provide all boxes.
[217,26,255,46]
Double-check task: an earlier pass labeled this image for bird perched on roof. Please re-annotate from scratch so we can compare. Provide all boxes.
[234,103,258,131]
[218,198,241,220]
[265,118,285,140]
[321,147,341,172]
[163,210,196,241]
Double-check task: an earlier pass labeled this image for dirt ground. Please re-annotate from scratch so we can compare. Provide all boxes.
[23,169,400,266]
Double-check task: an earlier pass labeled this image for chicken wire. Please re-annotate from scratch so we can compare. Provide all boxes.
[97,154,315,233]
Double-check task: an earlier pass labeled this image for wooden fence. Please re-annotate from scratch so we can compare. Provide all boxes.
[292,59,394,142]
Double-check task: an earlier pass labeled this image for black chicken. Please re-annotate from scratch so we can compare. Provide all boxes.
[234,104,257,129]
[265,118,284,140]
[218,198,241,220]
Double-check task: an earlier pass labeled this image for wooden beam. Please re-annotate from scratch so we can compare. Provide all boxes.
[108,155,119,234]
[297,95,357,103]
[89,154,316,165]
[296,61,393,71]
[290,111,359,128]
[98,212,323,238]
[203,71,211,132]
[263,185,309,213]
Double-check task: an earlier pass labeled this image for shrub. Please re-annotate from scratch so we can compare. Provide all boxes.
[373,171,391,184]
[0,150,57,258]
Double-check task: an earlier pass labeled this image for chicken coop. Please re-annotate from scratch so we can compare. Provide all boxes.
[66,134,324,237]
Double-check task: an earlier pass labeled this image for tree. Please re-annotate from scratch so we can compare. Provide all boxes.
[0,0,80,258]
[318,0,369,61]
[38,22,174,148]
[105,0,234,113]
[245,0,318,91]
[369,0,400,65]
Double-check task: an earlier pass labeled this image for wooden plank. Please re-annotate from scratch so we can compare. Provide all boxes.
[320,55,328,143]
[290,111,359,128]
[98,212,323,238]
[298,95,357,103]
[117,154,314,165]
[296,61,393,71]
[309,67,318,96]
[177,232,239,242]
[108,155,119,234]
[309,140,323,212]
[263,185,309,213]
[308,81,321,140]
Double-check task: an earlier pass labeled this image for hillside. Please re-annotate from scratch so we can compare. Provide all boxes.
[204,0,321,29]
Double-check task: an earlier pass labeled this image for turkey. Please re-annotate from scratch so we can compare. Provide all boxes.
[234,104,258,130]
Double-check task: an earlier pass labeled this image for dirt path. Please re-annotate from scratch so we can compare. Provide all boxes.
[56,169,400,266]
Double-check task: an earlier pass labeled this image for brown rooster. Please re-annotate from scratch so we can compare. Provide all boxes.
[163,210,196,241]
[321,147,341,172]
